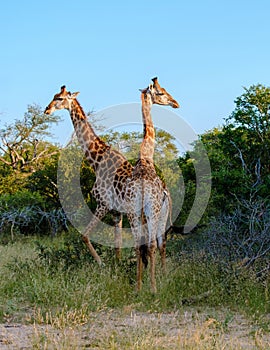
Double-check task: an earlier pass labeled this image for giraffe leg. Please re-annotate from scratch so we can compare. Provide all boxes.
[157,197,170,273]
[128,213,144,292]
[149,242,157,294]
[136,247,143,292]
[157,234,166,273]
[82,235,102,266]
[145,208,158,293]
[112,212,122,260]
[82,204,109,265]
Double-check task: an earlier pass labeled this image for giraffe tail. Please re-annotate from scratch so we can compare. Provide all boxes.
[140,243,148,268]
[140,178,148,269]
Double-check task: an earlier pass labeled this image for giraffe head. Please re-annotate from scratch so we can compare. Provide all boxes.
[140,77,180,109]
[44,85,80,114]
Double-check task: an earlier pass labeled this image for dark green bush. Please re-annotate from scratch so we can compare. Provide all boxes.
[35,230,106,270]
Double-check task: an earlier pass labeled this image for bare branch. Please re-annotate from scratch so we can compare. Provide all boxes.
[230,140,248,171]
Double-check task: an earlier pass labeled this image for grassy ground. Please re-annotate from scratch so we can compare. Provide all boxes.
[0,235,270,349]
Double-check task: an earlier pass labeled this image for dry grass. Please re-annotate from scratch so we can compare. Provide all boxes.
[1,308,270,349]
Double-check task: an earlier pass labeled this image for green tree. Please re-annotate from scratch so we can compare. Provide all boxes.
[0,104,61,194]
[224,84,270,187]
[177,84,270,223]
[0,104,60,173]
[26,149,60,207]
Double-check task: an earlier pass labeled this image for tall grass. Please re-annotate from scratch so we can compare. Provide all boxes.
[0,235,269,325]
[0,235,270,348]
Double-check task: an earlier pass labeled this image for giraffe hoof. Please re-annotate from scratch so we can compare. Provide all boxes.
[98,260,105,268]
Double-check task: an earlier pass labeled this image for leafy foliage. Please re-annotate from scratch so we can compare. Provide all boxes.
[174,84,270,286]
[0,105,67,240]
[0,104,60,173]
[35,230,95,270]
[177,84,270,224]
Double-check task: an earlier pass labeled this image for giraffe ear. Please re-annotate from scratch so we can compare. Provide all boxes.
[70,92,80,98]
[139,87,148,93]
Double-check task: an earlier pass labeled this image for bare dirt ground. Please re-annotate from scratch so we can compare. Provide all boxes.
[0,308,270,349]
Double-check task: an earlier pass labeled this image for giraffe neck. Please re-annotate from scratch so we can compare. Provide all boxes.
[69,99,109,172]
[139,92,155,162]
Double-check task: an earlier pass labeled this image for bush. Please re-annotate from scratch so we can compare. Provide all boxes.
[0,190,68,241]
[167,198,270,284]
[35,230,107,271]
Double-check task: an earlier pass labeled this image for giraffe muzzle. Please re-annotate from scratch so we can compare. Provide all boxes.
[171,100,180,108]
[44,106,53,114]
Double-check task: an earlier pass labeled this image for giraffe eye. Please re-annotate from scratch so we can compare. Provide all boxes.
[156,92,164,96]
[55,97,64,101]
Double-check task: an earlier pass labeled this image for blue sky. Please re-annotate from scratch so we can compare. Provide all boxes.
[1,0,270,144]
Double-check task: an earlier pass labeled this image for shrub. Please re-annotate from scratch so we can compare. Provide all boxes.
[202,199,270,280]
[35,230,105,270]
[0,190,68,241]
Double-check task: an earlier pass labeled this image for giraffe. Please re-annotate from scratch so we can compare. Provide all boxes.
[126,77,179,292]
[44,83,178,281]
[140,77,179,272]
[44,85,133,263]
